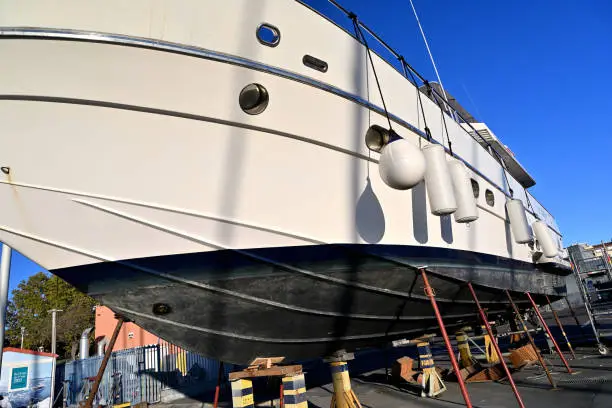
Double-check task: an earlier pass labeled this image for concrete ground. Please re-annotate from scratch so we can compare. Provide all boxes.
[157,347,612,408]
[306,349,612,408]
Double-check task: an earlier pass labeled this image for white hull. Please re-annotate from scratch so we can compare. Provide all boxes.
[0,0,563,272]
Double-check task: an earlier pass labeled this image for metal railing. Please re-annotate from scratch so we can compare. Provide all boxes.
[61,343,234,407]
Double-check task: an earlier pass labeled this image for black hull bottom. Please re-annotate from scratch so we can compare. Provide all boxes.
[53,244,570,364]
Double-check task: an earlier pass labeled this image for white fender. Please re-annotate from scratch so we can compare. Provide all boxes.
[422,144,457,216]
[532,220,558,258]
[505,199,532,244]
[378,138,426,190]
[448,160,478,223]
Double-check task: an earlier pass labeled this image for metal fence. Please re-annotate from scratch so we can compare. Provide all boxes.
[62,343,232,407]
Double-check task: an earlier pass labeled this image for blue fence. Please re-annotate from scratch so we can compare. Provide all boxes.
[62,343,232,407]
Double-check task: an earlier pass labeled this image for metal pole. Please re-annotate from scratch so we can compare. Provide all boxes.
[419,269,473,408]
[213,361,224,408]
[466,283,525,408]
[545,295,576,359]
[84,315,124,408]
[525,292,573,373]
[20,327,25,349]
[565,297,587,339]
[505,291,556,389]
[49,309,62,408]
[0,244,13,370]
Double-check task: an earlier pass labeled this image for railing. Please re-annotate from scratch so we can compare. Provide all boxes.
[61,343,235,407]
[298,0,509,167]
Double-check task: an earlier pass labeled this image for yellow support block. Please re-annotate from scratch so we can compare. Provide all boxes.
[230,378,254,408]
[282,374,307,408]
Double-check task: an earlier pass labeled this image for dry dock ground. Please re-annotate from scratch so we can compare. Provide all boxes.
[159,347,612,408]
[306,348,612,408]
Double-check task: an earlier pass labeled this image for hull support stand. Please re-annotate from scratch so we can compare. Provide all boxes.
[466,282,525,408]
[526,292,574,374]
[505,291,557,389]
[325,351,361,408]
[546,295,577,359]
[419,268,473,408]
[83,314,125,408]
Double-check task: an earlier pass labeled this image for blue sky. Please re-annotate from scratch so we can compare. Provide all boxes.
[1,0,611,291]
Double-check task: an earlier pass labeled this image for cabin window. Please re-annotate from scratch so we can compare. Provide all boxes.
[485,189,495,206]
[471,179,480,198]
[256,24,280,47]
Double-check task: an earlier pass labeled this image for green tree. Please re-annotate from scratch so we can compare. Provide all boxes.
[6,272,97,358]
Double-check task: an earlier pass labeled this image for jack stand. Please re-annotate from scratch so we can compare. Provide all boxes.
[419,268,473,408]
[82,314,125,408]
[546,295,577,359]
[416,342,446,398]
[506,291,557,389]
[228,358,303,408]
[482,325,501,364]
[213,362,224,408]
[526,292,574,374]
[456,330,477,368]
[467,283,526,408]
[325,351,362,408]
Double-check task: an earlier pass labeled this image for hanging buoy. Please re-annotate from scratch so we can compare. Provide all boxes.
[422,144,457,216]
[448,160,478,223]
[505,199,532,244]
[378,138,426,190]
[532,220,558,258]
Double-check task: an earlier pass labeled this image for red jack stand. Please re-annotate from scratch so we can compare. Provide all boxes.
[546,295,577,359]
[506,291,557,389]
[467,283,526,408]
[420,269,473,408]
[213,361,224,408]
[526,292,574,374]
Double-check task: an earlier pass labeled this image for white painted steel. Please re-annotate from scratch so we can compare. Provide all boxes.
[422,144,457,216]
[0,0,566,273]
[448,160,478,223]
[378,139,426,190]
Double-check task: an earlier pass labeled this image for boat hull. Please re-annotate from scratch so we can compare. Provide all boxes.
[53,244,569,364]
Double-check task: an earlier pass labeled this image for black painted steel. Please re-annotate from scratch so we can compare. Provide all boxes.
[53,244,568,364]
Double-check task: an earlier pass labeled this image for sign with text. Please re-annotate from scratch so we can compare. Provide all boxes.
[10,366,28,390]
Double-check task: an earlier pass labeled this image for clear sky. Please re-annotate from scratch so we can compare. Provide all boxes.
[1,0,611,291]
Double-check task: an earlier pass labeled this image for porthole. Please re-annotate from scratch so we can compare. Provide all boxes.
[485,189,495,206]
[471,179,480,198]
[239,83,269,115]
[256,24,280,47]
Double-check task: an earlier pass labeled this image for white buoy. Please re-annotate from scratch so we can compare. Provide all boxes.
[422,144,457,215]
[448,160,478,223]
[505,199,532,243]
[378,138,426,190]
[532,220,558,258]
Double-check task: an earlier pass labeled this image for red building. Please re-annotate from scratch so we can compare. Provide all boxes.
[95,306,161,351]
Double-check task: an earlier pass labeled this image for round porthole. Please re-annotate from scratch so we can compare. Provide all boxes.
[256,24,280,47]
[239,83,269,115]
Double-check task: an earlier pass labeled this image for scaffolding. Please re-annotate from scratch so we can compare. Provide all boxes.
[568,243,612,355]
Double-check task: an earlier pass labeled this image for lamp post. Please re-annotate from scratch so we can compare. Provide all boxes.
[0,244,13,370]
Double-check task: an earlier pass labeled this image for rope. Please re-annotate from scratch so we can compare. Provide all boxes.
[402,59,432,141]
[350,14,393,131]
